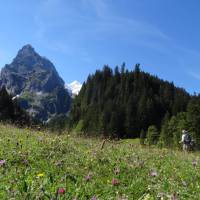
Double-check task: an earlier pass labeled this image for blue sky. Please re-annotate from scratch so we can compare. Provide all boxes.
[0,0,200,94]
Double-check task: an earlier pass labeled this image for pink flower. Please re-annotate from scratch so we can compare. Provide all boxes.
[112,178,120,186]
[85,173,92,182]
[58,188,65,195]
[0,160,6,166]
[91,197,97,200]
[149,169,158,177]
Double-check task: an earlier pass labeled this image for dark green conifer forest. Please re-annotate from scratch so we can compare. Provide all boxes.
[70,64,191,140]
[0,86,31,125]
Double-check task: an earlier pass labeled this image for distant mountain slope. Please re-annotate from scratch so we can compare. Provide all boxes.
[70,64,190,138]
[0,45,71,121]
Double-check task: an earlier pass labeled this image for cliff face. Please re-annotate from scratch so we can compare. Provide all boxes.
[0,45,71,121]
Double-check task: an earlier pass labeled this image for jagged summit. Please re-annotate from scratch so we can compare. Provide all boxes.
[19,44,35,53]
[0,45,71,121]
[14,44,37,61]
[10,44,57,75]
[1,44,64,94]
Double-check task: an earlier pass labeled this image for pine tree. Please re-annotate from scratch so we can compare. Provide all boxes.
[146,125,159,145]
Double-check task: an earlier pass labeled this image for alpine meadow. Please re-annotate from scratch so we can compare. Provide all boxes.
[1,1,200,199]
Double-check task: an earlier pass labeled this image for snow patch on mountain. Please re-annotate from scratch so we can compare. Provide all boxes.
[66,81,82,96]
[12,94,20,100]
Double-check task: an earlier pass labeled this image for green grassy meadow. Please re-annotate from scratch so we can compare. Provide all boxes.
[0,124,200,200]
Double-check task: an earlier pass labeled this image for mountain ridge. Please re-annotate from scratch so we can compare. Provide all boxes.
[0,44,71,121]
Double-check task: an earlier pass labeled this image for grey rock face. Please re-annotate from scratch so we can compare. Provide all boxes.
[0,44,71,121]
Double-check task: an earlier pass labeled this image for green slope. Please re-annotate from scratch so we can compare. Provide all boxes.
[0,124,199,199]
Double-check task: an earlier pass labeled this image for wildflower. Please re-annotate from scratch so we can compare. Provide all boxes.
[58,188,65,194]
[182,181,187,187]
[147,185,152,191]
[91,196,97,200]
[112,178,120,186]
[149,169,158,177]
[37,173,45,177]
[157,192,166,199]
[114,167,120,175]
[0,160,6,166]
[192,159,197,167]
[22,159,29,165]
[85,173,92,182]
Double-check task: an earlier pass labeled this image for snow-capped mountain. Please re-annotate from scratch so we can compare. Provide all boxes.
[66,81,82,96]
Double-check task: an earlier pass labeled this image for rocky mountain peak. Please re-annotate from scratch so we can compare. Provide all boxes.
[0,45,71,121]
[19,44,35,54]
[14,44,37,61]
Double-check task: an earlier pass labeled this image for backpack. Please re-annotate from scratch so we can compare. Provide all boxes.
[184,133,191,144]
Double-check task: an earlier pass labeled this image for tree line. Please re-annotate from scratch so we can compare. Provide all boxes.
[69,64,191,141]
[144,96,200,148]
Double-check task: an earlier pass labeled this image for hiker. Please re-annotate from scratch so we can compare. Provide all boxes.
[180,130,192,151]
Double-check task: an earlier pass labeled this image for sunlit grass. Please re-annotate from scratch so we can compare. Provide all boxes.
[0,124,199,199]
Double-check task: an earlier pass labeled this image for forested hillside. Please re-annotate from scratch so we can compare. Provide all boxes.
[70,64,190,138]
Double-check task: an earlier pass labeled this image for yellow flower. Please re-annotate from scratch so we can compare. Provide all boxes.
[37,173,45,177]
